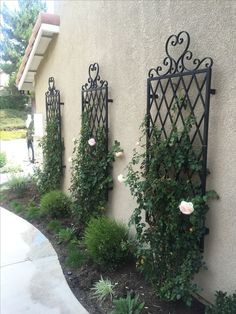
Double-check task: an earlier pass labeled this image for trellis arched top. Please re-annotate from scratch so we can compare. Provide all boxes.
[148,31,213,78]
[82,63,108,91]
[45,77,60,100]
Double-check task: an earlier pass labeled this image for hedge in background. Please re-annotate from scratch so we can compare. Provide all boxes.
[0,95,28,109]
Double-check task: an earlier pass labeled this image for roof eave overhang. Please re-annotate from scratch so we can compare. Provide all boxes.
[16,13,60,92]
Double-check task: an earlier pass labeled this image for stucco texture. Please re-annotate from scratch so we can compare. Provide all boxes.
[34,0,236,302]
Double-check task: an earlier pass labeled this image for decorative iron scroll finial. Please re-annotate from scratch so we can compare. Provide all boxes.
[148,31,213,78]
[82,63,108,90]
[48,77,55,91]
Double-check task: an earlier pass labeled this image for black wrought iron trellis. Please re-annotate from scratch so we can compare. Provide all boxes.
[82,63,111,139]
[146,31,215,249]
[81,63,112,197]
[45,77,64,172]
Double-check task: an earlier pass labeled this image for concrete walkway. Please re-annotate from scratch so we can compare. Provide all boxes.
[0,139,35,185]
[0,207,88,314]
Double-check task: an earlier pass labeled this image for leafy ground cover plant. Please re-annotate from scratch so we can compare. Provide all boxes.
[111,293,144,314]
[205,291,236,314]
[70,111,122,224]
[91,276,115,303]
[84,216,130,269]
[126,114,218,305]
[40,190,71,218]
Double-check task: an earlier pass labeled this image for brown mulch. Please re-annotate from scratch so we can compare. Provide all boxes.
[0,187,206,314]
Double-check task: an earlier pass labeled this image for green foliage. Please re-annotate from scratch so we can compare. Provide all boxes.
[91,276,115,303]
[70,111,122,224]
[40,190,71,218]
[126,114,218,304]
[35,116,63,195]
[10,200,24,213]
[0,96,27,110]
[0,0,45,95]
[47,219,62,233]
[111,293,144,314]
[65,243,88,268]
[205,291,236,314]
[0,108,27,130]
[0,152,7,168]
[26,202,41,220]
[7,175,30,196]
[57,227,75,243]
[84,216,130,269]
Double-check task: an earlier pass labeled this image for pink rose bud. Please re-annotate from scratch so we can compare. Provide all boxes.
[179,201,194,215]
[88,138,96,146]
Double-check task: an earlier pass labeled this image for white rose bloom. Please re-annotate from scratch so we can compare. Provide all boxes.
[115,151,124,158]
[117,174,125,183]
[179,201,194,215]
[88,138,96,146]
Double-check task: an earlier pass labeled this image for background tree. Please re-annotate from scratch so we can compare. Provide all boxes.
[0,0,46,95]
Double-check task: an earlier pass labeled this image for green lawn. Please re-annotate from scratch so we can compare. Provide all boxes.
[0,108,27,130]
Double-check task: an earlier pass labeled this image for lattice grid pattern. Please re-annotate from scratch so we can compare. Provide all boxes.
[45,77,63,172]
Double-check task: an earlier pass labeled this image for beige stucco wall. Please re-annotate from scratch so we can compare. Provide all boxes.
[34,0,236,302]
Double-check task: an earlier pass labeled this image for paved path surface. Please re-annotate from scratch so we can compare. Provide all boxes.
[0,207,89,314]
[0,139,35,185]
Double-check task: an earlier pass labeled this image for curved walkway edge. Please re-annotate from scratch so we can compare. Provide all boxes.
[0,207,89,314]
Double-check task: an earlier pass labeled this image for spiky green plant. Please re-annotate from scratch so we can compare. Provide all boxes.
[91,276,115,303]
[111,293,144,314]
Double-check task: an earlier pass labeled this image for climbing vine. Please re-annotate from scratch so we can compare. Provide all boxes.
[35,115,62,195]
[70,112,121,225]
[126,113,218,305]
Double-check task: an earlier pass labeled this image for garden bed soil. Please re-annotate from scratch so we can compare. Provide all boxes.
[0,187,206,314]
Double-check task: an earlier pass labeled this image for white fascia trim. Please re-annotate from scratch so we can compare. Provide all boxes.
[18,23,60,90]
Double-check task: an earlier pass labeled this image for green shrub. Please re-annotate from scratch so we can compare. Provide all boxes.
[26,203,41,220]
[40,190,71,218]
[0,152,7,168]
[91,276,115,303]
[0,95,27,109]
[111,293,144,314]
[65,245,87,268]
[47,219,62,233]
[205,291,236,314]
[84,216,130,269]
[25,201,41,220]
[10,200,24,213]
[8,175,30,196]
[57,227,75,243]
